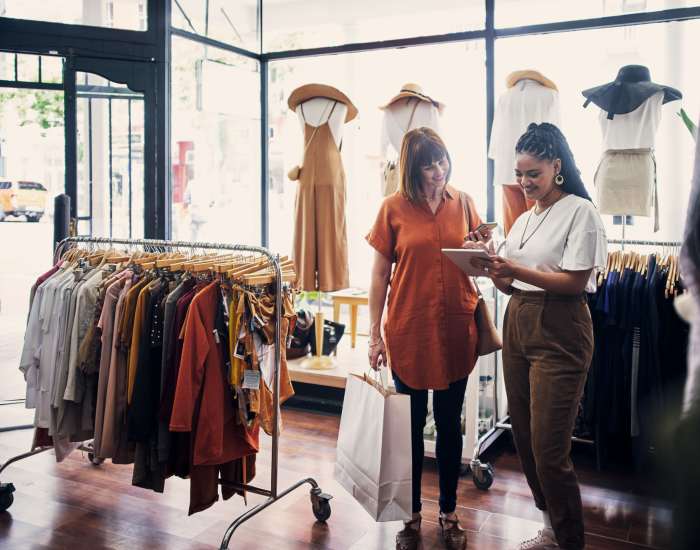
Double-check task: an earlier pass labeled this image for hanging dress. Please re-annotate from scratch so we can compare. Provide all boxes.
[293,102,349,292]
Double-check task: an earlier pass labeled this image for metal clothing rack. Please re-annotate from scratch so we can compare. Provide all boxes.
[0,236,332,549]
[608,238,682,249]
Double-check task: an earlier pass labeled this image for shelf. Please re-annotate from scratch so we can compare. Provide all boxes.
[287,335,369,389]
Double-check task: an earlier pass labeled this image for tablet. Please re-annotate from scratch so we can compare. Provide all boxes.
[441,248,491,276]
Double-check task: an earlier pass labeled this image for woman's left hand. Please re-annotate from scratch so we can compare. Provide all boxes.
[484,256,518,279]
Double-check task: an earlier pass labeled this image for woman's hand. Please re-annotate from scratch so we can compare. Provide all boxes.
[461,239,490,252]
[465,227,493,244]
[483,256,518,279]
[368,337,388,371]
[463,227,495,253]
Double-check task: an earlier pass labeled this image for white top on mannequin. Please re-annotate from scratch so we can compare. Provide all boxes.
[295,97,348,149]
[598,91,664,150]
[488,78,560,187]
[380,98,441,157]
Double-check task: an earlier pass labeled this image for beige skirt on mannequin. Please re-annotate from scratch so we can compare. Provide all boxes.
[293,120,349,292]
[594,148,657,219]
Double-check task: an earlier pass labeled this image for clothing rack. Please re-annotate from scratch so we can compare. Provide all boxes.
[0,236,332,549]
[608,238,682,248]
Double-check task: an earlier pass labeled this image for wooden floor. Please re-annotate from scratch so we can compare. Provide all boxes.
[0,407,672,550]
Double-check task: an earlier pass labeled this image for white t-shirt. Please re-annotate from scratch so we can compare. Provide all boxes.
[488,79,560,188]
[598,91,663,150]
[504,194,607,293]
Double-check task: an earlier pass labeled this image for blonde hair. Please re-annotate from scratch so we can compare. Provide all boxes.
[398,127,452,204]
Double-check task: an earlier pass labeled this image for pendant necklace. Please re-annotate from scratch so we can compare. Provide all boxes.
[518,196,560,250]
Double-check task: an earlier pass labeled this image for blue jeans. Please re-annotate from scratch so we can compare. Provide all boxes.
[392,372,468,514]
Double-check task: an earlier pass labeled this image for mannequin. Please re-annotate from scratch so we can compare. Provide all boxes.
[287,84,358,370]
[488,70,560,234]
[379,83,443,196]
[295,97,348,149]
[381,99,441,156]
[583,65,682,232]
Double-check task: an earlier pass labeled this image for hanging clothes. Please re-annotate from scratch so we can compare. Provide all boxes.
[18,246,296,516]
[577,249,688,469]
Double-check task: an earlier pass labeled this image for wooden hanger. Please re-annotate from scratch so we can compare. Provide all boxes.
[106,253,132,264]
[226,258,269,279]
[242,270,297,286]
[155,255,186,268]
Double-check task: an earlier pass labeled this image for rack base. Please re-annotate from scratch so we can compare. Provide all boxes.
[218,478,332,549]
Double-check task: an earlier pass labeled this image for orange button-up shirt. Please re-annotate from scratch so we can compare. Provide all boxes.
[366,184,481,390]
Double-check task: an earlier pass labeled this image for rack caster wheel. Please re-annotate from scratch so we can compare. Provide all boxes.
[471,460,494,491]
[87,453,104,466]
[0,483,15,512]
[310,487,332,522]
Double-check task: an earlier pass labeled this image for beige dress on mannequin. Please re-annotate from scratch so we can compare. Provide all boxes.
[293,102,350,292]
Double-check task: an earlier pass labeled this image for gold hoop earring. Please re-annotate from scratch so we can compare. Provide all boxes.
[554,174,564,186]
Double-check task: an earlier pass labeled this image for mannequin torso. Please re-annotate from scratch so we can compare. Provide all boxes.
[598,91,663,150]
[381,98,441,157]
[295,97,348,148]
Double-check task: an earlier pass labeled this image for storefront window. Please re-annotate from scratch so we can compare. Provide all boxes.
[263,0,485,52]
[496,0,700,28]
[0,0,148,31]
[495,19,700,242]
[0,88,63,403]
[0,53,63,84]
[268,41,486,290]
[171,36,261,244]
[172,0,260,52]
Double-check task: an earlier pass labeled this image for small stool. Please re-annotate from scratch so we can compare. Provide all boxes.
[330,290,369,349]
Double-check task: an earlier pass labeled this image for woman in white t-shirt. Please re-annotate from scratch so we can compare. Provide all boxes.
[467,123,606,550]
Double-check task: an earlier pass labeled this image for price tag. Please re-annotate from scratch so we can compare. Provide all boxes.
[242,369,261,390]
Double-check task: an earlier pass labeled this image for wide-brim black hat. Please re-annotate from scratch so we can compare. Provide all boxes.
[582,65,682,119]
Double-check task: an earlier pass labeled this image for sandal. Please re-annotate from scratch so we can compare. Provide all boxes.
[396,517,421,550]
[439,513,466,550]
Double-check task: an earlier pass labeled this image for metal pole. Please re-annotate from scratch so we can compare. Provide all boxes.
[485,0,495,222]
[53,194,71,251]
[271,253,281,498]
[260,60,269,247]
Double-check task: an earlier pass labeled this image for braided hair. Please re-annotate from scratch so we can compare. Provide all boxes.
[515,122,592,201]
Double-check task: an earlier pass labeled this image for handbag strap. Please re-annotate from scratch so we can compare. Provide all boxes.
[459,191,485,299]
[405,99,420,132]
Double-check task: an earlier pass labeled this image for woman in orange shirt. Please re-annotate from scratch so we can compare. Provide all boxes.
[367,127,488,550]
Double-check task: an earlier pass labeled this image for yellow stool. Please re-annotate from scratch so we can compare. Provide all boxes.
[330,290,369,349]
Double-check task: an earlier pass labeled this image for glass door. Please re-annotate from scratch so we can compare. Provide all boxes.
[64,57,154,238]
[74,72,145,237]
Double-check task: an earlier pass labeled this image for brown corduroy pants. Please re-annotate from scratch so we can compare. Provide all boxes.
[502,290,593,550]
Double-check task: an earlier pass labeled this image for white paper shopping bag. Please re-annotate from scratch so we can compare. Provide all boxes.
[334,372,412,522]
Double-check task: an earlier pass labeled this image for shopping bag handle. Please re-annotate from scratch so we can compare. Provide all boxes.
[363,367,391,395]
[366,367,384,385]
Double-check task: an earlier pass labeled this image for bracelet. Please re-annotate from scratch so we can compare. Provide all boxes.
[369,339,384,347]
